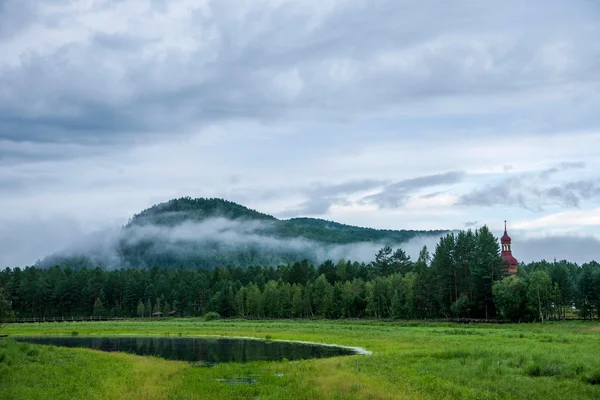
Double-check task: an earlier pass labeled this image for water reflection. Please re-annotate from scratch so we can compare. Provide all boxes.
[14,336,356,363]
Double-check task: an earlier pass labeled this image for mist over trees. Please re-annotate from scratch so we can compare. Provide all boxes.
[3,225,598,322]
[35,197,447,270]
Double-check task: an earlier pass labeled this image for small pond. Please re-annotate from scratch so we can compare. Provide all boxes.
[13,336,358,363]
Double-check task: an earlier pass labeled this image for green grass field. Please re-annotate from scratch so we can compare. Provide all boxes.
[1,319,600,399]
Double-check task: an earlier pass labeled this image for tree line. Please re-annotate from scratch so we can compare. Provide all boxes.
[2,226,599,322]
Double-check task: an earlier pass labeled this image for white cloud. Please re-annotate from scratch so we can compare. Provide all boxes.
[514,208,600,230]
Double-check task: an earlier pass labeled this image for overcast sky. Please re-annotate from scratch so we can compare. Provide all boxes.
[1,0,600,267]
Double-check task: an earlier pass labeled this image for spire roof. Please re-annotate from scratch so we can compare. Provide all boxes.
[501,220,512,244]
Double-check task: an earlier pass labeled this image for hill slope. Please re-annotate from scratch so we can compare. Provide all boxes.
[39,197,447,269]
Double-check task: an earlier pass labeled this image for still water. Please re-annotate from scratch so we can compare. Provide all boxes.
[14,336,356,363]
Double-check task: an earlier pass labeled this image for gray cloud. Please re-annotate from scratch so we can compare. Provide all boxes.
[2,0,600,157]
[458,178,600,209]
[457,178,530,208]
[363,171,465,208]
[0,1,38,39]
[539,161,586,179]
[540,180,600,207]
[458,161,600,209]
[279,179,386,217]
[420,190,448,199]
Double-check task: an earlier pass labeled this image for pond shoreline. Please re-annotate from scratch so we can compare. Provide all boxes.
[11,333,371,357]
[12,334,370,363]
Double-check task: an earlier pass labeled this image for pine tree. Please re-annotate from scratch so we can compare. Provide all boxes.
[0,288,14,329]
[93,296,105,316]
[137,299,145,318]
[527,270,554,322]
[374,246,393,277]
[262,281,280,318]
[472,226,503,319]
[245,284,263,317]
[291,284,304,318]
[145,298,152,316]
[155,296,162,316]
[312,274,333,318]
[391,289,403,319]
[390,248,412,275]
[431,234,456,317]
[234,287,247,317]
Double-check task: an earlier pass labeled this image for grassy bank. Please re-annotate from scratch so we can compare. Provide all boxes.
[2,320,600,399]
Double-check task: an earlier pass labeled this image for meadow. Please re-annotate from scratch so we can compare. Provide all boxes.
[1,319,600,400]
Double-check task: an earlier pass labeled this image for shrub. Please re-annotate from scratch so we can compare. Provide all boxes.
[525,362,564,377]
[204,312,221,321]
[582,370,600,385]
[26,348,39,357]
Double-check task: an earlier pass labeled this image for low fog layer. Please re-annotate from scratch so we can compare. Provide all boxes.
[2,217,599,269]
[33,217,443,269]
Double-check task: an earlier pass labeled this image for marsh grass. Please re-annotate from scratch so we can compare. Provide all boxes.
[2,320,600,399]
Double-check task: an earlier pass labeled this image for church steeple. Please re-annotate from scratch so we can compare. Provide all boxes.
[500,221,518,275]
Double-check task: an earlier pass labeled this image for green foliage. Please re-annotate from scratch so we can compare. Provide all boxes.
[493,276,528,321]
[128,197,277,227]
[527,270,557,322]
[450,294,470,317]
[312,274,333,318]
[136,300,145,318]
[0,288,14,329]
[582,369,600,385]
[577,261,600,320]
[204,311,221,321]
[277,217,446,245]
[374,246,413,277]
[93,297,105,316]
[429,226,506,319]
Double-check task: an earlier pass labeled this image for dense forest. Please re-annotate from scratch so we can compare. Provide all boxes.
[37,197,447,269]
[3,226,599,322]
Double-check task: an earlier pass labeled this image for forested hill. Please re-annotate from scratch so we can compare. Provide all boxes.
[126,197,444,244]
[38,197,448,270]
[277,217,438,244]
[127,198,277,227]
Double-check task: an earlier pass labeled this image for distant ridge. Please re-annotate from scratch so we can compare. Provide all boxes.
[128,197,276,227]
[38,197,448,269]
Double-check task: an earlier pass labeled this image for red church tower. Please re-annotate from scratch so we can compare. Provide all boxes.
[501,221,518,275]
